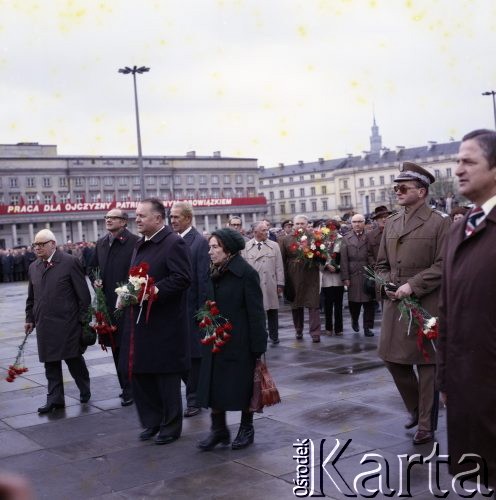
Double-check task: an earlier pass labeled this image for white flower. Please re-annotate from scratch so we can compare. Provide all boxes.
[320,244,326,250]
[423,316,437,334]
[310,243,316,250]
[301,235,307,241]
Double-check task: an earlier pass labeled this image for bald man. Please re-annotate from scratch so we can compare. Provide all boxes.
[25,229,92,414]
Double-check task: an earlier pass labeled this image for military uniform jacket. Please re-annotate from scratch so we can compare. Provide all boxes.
[376,203,450,364]
[26,250,90,362]
[241,238,284,311]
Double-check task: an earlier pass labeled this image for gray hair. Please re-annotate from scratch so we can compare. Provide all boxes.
[35,229,57,244]
[171,201,193,219]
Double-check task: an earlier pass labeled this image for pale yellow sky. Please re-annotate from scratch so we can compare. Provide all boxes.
[1,0,495,166]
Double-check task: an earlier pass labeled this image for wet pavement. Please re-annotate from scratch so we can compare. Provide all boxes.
[0,282,485,499]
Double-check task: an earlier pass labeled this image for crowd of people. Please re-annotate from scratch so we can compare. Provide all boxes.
[1,128,494,489]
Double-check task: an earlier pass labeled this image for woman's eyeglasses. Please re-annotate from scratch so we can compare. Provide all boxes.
[393,185,418,194]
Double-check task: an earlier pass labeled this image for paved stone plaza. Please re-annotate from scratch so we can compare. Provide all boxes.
[0,282,486,499]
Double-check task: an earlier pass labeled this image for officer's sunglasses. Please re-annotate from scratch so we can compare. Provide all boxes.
[393,184,418,194]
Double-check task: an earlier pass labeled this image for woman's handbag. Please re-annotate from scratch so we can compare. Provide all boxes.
[249,357,281,413]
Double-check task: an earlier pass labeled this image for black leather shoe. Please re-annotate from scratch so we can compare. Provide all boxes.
[121,398,134,407]
[231,424,254,450]
[38,402,65,414]
[198,429,231,451]
[295,332,303,340]
[271,338,280,345]
[184,406,201,417]
[80,393,91,403]
[364,329,375,337]
[155,434,179,445]
[404,410,418,429]
[413,430,434,445]
[139,427,160,441]
[352,321,359,332]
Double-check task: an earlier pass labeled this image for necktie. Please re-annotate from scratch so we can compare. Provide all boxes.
[465,207,484,237]
[43,260,49,268]
[257,242,262,251]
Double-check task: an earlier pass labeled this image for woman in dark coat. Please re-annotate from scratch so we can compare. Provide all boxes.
[197,228,267,451]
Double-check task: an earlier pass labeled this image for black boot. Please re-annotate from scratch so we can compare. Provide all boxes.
[198,411,230,451]
[232,411,254,450]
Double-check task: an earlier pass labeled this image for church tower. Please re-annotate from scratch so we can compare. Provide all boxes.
[370,115,382,153]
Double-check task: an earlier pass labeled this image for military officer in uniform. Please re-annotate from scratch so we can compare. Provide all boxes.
[376,162,450,445]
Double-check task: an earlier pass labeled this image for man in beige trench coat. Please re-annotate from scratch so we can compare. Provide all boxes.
[242,221,284,345]
[376,162,450,445]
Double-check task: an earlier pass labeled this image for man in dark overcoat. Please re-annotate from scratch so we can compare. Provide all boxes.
[367,206,391,264]
[279,214,321,342]
[376,162,450,445]
[118,198,192,445]
[89,208,139,406]
[170,201,210,418]
[341,213,376,336]
[25,229,91,414]
[438,129,496,487]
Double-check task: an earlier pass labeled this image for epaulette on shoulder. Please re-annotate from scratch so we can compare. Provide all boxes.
[432,208,449,218]
[388,211,401,220]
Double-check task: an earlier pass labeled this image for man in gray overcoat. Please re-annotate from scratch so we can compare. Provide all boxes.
[242,221,285,345]
[438,129,496,487]
[376,162,450,445]
[341,213,376,336]
[25,229,91,414]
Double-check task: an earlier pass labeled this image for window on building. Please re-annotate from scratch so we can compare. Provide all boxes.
[89,177,99,186]
[175,189,183,198]
[270,205,275,215]
[446,168,452,177]
[26,177,35,188]
[359,178,364,188]
[299,175,304,181]
[160,176,170,185]
[90,193,99,202]
[187,175,195,185]
[104,193,113,202]
[9,178,18,188]
[269,192,274,200]
[235,175,243,184]
[247,175,254,183]
[147,176,156,186]
[199,175,207,185]
[300,188,305,196]
[44,194,53,204]
[120,192,129,202]
[279,190,284,199]
[211,188,220,197]
[235,188,244,197]
[321,186,327,195]
[322,200,328,211]
[369,177,375,186]
[279,178,283,184]
[133,176,140,186]
[290,188,295,198]
[343,179,349,189]
[42,177,51,188]
[199,189,208,199]
[247,187,256,197]
[310,174,315,180]
[211,175,219,184]
[435,170,440,178]
[310,187,316,196]
[300,201,306,212]
[174,175,181,185]
[10,194,19,205]
[371,192,376,202]
[321,173,326,178]
[280,203,286,214]
[381,190,386,201]
[118,177,128,186]
[59,177,67,187]
[186,189,195,199]
[289,177,293,183]
[75,177,83,187]
[311,201,317,211]
[27,194,36,205]
[103,177,113,186]
[269,179,273,185]
[60,193,68,203]
[390,174,395,183]
[290,203,296,214]
[380,176,385,185]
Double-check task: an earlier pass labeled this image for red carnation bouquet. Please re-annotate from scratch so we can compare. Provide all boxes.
[364,266,438,360]
[115,262,158,324]
[5,334,29,383]
[86,269,117,351]
[196,300,233,353]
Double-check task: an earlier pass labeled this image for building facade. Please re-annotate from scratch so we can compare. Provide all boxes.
[0,143,266,248]
[259,122,460,222]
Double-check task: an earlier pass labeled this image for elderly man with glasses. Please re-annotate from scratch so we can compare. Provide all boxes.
[25,229,92,414]
[376,161,450,445]
[89,208,139,406]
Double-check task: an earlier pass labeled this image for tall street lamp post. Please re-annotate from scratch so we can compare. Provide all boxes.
[482,90,496,129]
[118,65,150,201]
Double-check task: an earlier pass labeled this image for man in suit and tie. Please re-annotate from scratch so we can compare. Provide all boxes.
[25,229,91,414]
[376,162,450,445]
[438,129,496,486]
[241,221,285,345]
[90,208,139,406]
[170,201,210,417]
